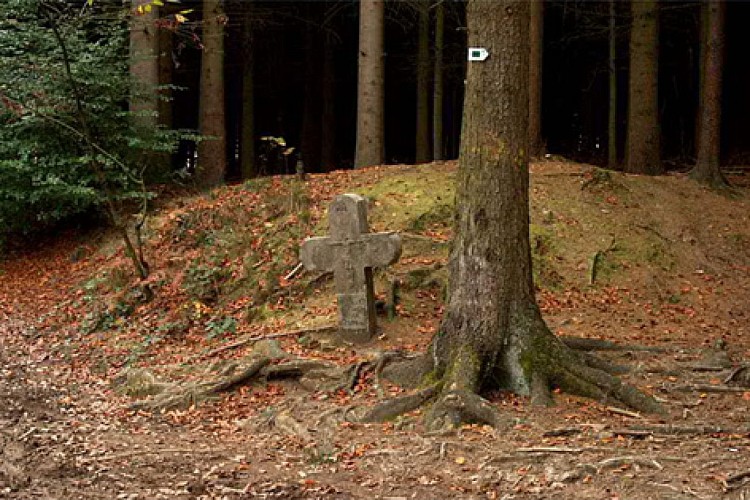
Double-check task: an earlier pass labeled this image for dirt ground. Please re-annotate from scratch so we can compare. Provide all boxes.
[2,161,750,499]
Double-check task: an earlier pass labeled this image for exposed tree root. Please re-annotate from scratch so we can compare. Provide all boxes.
[359,385,440,423]
[362,320,665,430]
[425,390,506,431]
[612,423,748,436]
[200,324,337,360]
[129,353,347,412]
[725,364,750,387]
[558,356,664,414]
[560,336,668,353]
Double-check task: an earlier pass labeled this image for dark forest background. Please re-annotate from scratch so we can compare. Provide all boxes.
[165,0,749,176]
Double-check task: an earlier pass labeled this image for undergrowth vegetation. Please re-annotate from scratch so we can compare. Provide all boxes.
[31,161,745,372]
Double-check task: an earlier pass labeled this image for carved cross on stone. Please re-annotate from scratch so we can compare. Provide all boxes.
[300,194,402,343]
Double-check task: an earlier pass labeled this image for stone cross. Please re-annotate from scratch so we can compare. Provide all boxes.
[300,194,402,343]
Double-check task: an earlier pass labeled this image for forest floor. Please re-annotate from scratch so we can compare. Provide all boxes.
[1,160,750,499]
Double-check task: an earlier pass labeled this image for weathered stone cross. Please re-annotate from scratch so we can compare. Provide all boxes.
[300,194,402,343]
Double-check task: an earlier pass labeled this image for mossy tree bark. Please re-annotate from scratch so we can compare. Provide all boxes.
[196,0,227,188]
[371,0,663,431]
[691,0,727,187]
[625,0,662,175]
[355,0,385,169]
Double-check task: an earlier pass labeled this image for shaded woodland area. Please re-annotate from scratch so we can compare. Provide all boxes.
[4,2,750,498]
[149,0,750,179]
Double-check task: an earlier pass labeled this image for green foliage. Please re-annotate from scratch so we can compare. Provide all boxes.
[205,315,237,339]
[182,260,230,304]
[0,0,180,240]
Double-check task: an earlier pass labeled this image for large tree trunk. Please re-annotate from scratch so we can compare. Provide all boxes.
[625,0,662,175]
[129,0,159,128]
[371,0,662,431]
[415,0,431,164]
[196,0,226,187]
[432,1,445,162]
[528,0,544,158]
[240,9,255,180]
[130,1,168,178]
[608,0,618,169]
[157,25,173,131]
[691,0,727,187]
[355,0,385,169]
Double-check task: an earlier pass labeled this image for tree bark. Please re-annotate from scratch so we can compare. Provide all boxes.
[196,0,226,187]
[130,0,169,178]
[157,23,173,130]
[691,0,727,187]
[528,0,544,158]
[129,0,159,129]
[608,0,617,169]
[625,0,662,175]
[355,0,385,168]
[373,0,662,430]
[431,0,540,409]
[240,9,255,180]
[415,0,431,164]
[432,1,445,162]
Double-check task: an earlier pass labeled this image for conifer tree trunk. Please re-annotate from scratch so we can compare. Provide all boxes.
[355,0,385,168]
[370,0,661,432]
[608,0,617,169]
[432,1,445,161]
[321,32,337,171]
[625,0,662,175]
[129,0,159,129]
[240,9,255,180]
[157,24,173,130]
[691,0,726,187]
[528,0,544,158]
[415,0,431,164]
[196,0,226,187]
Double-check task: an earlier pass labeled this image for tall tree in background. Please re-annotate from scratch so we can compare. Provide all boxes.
[355,0,385,168]
[415,0,431,164]
[372,0,661,431]
[528,0,544,158]
[239,5,255,180]
[608,0,617,168]
[432,0,445,161]
[129,0,159,130]
[691,0,727,187]
[197,0,226,187]
[625,0,662,175]
[157,26,173,131]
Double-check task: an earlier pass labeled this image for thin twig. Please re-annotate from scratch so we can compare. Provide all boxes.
[515,447,583,454]
[203,324,336,358]
[671,384,748,393]
[606,406,644,419]
[85,448,219,463]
